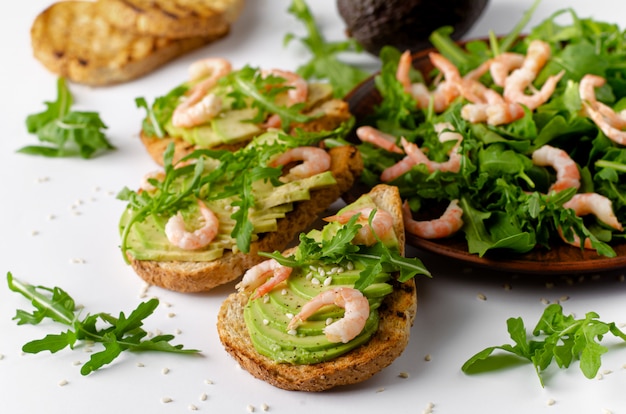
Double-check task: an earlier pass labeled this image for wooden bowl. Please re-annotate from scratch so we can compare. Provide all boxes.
[344,45,626,275]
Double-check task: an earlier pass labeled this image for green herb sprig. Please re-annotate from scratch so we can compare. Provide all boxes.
[284,0,371,98]
[20,77,114,158]
[7,273,199,375]
[462,303,626,387]
[262,212,431,291]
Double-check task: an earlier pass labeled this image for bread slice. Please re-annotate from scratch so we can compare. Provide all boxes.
[140,94,354,166]
[96,0,245,39]
[31,1,228,86]
[128,145,364,292]
[217,184,418,391]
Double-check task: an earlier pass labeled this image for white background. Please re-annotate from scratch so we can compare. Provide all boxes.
[2,1,626,413]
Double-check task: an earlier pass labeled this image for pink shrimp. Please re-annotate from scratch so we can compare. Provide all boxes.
[236,259,293,300]
[531,145,581,193]
[489,52,526,87]
[381,125,463,181]
[324,207,395,246]
[396,50,461,112]
[270,146,331,182]
[356,126,404,154]
[172,58,232,128]
[579,74,626,145]
[559,193,623,249]
[287,287,370,343]
[165,200,219,250]
[402,199,464,239]
[262,69,309,128]
[503,40,564,110]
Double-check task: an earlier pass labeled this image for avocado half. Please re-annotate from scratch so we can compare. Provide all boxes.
[337,0,489,56]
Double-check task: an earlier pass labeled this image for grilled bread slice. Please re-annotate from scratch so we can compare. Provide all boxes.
[217,184,419,391]
[128,145,363,292]
[30,1,228,86]
[96,0,245,39]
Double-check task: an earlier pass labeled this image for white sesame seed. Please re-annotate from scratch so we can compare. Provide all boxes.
[58,379,68,387]
[263,295,270,303]
[376,387,385,393]
[398,372,409,378]
[319,269,326,277]
[37,176,50,183]
[502,283,512,291]
[31,230,39,236]
[247,404,255,412]
[285,313,294,319]
[281,289,287,295]
[618,274,625,282]
[47,214,56,220]
[560,295,570,302]
[325,317,333,326]
[161,397,173,404]
[311,278,320,285]
[0,354,4,360]
[323,277,332,286]
[189,404,198,411]
[545,282,554,289]
[305,272,313,280]
[346,262,354,270]
[477,293,487,301]
[167,312,176,318]
[547,398,555,406]
[287,329,297,336]
[175,328,182,334]
[204,379,214,385]
[540,297,550,305]
[261,403,269,411]
[136,362,145,368]
[199,393,208,401]
[262,319,269,325]
[162,367,170,375]
[424,354,432,361]
[72,360,81,366]
[602,409,613,414]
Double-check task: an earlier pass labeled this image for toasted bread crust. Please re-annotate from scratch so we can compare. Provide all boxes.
[97,0,244,39]
[217,184,417,391]
[31,1,228,86]
[140,95,354,166]
[128,145,364,292]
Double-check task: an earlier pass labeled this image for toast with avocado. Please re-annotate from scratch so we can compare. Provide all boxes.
[136,62,353,165]
[217,184,431,391]
[118,130,363,292]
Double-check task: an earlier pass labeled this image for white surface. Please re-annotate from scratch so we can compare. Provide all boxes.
[2,1,626,413]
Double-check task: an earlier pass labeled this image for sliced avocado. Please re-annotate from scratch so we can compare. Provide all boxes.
[256,171,337,210]
[212,108,262,144]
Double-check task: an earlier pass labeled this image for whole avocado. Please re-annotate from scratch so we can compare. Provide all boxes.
[337,0,489,56]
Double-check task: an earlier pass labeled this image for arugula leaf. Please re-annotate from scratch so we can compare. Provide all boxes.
[7,273,199,375]
[284,0,371,98]
[19,77,114,158]
[462,303,626,387]
[262,211,431,292]
[135,85,187,138]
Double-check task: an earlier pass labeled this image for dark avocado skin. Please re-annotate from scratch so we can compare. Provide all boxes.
[337,0,489,56]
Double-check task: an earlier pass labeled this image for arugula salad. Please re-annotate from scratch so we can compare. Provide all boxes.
[333,7,626,258]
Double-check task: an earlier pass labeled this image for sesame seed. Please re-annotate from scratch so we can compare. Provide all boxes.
[281,289,287,295]
[136,362,145,368]
[596,373,604,380]
[602,409,613,414]
[161,397,173,404]
[477,293,487,301]
[58,379,68,387]
[261,403,269,411]
[323,277,332,286]
[162,367,170,375]
[547,398,555,406]
[319,269,326,277]
[262,319,269,325]
[305,272,313,280]
[37,176,50,183]
[72,360,81,366]
[560,295,570,302]
[311,278,320,285]
[47,214,56,220]
[540,297,550,305]
[31,230,39,236]
[346,262,354,270]
[424,354,432,361]
[398,372,409,378]
[167,312,176,318]
[199,393,208,401]
[545,282,554,289]
[263,295,270,303]
[603,369,613,375]
[325,318,333,326]
[204,379,214,385]
[287,329,297,336]
[247,404,255,412]
[376,387,385,393]
[189,404,198,411]
[175,328,182,334]
[0,354,4,360]
[285,313,294,319]
[502,283,512,291]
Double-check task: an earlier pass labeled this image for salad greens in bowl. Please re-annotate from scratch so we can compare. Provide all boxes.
[335,7,626,274]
